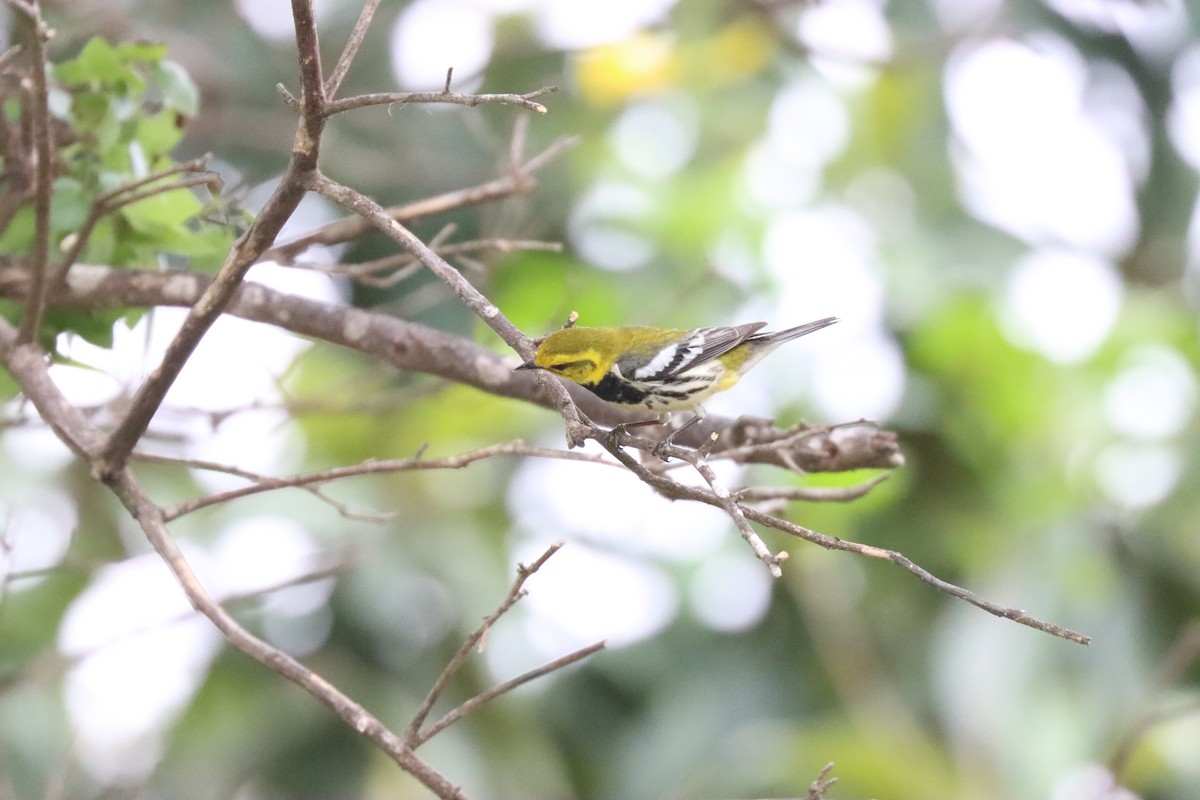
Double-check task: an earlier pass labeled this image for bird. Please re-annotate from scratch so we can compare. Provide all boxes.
[516,316,838,447]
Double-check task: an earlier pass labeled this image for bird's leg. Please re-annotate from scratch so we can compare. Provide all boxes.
[650,412,704,458]
[608,416,666,444]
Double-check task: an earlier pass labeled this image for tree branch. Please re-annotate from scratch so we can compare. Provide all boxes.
[141,441,614,520]
[323,0,380,97]
[259,134,577,264]
[321,75,557,117]
[0,303,468,800]
[414,640,605,747]
[54,155,215,283]
[0,262,905,474]
[583,422,1089,645]
[93,0,331,478]
[404,541,604,748]
[11,0,53,345]
[307,172,530,353]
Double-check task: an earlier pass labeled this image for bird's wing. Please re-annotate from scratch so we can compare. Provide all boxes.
[621,323,766,382]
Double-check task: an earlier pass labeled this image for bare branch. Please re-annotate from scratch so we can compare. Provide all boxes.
[322,84,557,117]
[415,640,605,747]
[322,237,562,288]
[0,325,105,459]
[735,473,890,503]
[806,763,838,800]
[405,541,571,744]
[0,263,903,473]
[143,441,615,520]
[261,135,578,264]
[12,1,53,344]
[580,421,1090,645]
[1,306,468,800]
[739,504,1091,644]
[324,0,381,97]
[133,451,396,523]
[0,47,21,77]
[94,2,332,477]
[693,449,786,577]
[308,172,529,353]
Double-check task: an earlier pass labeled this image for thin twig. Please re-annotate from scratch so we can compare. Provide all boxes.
[260,134,578,264]
[322,85,557,117]
[323,0,381,97]
[94,2,330,478]
[13,1,53,344]
[741,504,1091,644]
[321,238,562,287]
[0,44,23,71]
[141,442,615,520]
[692,449,786,577]
[1109,621,1200,779]
[405,541,569,744]
[308,172,529,353]
[734,473,889,503]
[414,640,606,746]
[580,421,1091,645]
[55,158,215,281]
[806,763,838,800]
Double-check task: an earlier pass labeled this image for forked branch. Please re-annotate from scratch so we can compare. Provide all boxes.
[405,541,605,747]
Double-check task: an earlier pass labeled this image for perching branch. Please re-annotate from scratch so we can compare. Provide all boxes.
[582,421,1089,645]
[0,261,907,475]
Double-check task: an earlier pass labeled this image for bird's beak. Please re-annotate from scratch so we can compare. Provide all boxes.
[514,360,541,372]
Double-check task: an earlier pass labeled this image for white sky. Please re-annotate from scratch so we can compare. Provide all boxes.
[4,0,1198,786]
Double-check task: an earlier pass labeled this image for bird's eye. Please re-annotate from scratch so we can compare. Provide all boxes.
[549,363,568,372]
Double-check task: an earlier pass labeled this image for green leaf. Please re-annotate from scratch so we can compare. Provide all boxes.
[135,110,186,157]
[113,41,168,63]
[42,307,123,349]
[69,90,109,131]
[120,186,202,231]
[55,37,143,92]
[0,207,34,253]
[155,60,199,117]
[160,226,236,271]
[83,217,118,265]
[49,177,91,234]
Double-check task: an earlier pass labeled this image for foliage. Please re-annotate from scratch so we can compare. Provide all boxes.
[0,34,235,348]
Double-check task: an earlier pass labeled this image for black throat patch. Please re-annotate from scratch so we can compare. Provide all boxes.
[589,371,650,407]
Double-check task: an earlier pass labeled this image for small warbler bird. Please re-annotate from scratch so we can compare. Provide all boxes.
[516,316,838,443]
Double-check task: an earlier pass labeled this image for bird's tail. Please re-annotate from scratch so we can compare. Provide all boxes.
[737,316,839,373]
[762,316,840,345]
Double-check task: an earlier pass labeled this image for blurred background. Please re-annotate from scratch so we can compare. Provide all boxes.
[2,0,1199,797]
